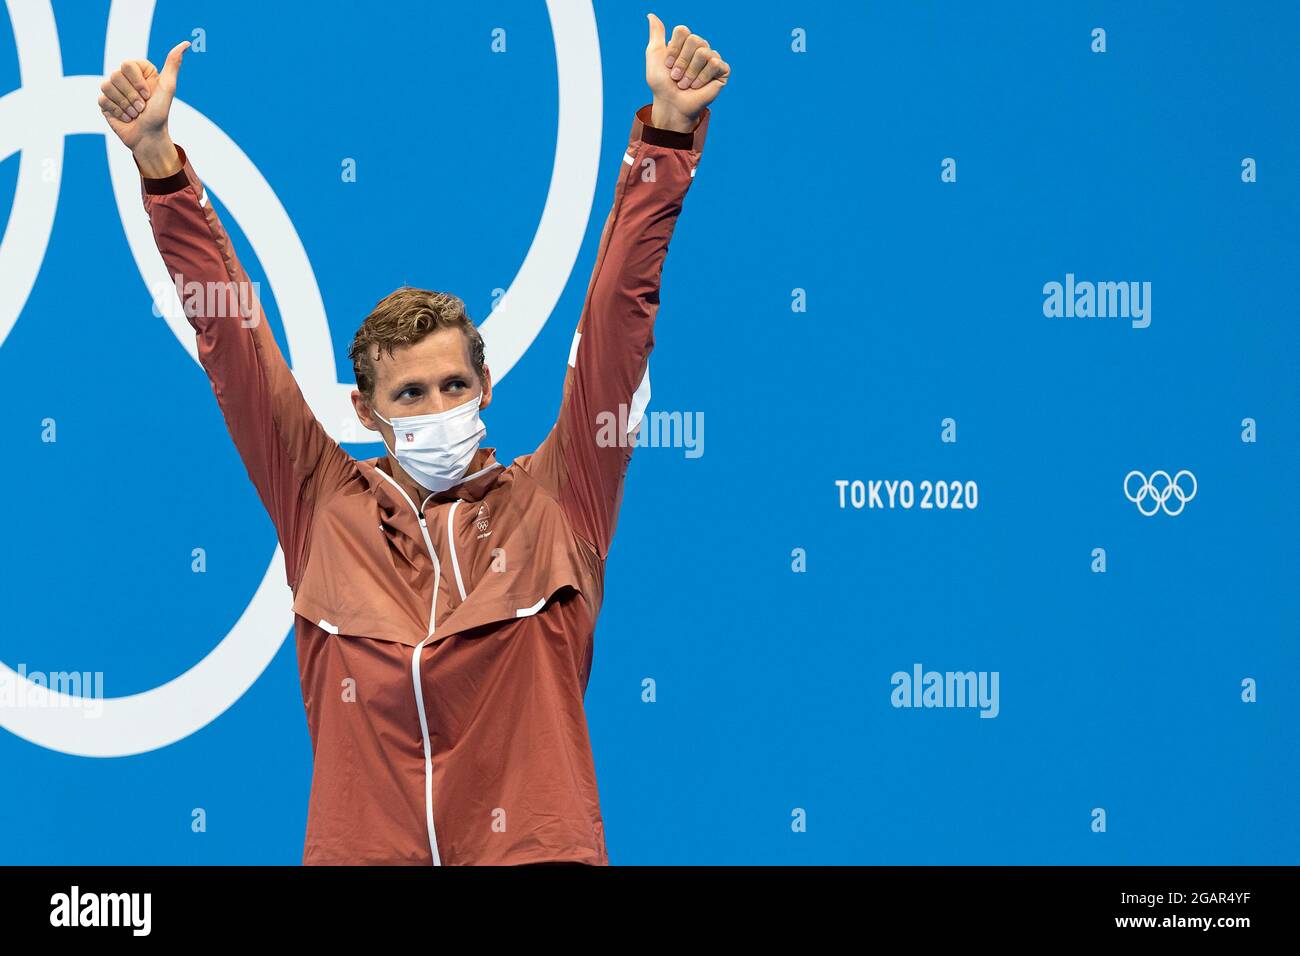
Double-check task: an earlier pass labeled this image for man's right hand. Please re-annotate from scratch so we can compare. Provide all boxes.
[99,40,190,177]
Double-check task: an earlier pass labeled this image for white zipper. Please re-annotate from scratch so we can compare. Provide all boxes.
[373,469,465,867]
[409,635,441,865]
[372,471,446,636]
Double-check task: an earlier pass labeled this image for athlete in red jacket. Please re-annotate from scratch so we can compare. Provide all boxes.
[97,15,729,864]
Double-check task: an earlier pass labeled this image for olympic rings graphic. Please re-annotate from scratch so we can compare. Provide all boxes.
[1123,469,1198,517]
[0,0,604,756]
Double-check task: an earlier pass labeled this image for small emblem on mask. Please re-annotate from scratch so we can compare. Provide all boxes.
[404,432,414,443]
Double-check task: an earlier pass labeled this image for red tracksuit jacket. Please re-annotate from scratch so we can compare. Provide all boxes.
[138,103,710,864]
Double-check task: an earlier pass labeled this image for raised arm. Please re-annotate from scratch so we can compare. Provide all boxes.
[99,44,352,587]
[522,15,730,561]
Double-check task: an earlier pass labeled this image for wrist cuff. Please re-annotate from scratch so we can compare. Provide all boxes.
[635,104,699,150]
[139,144,190,195]
[641,121,696,150]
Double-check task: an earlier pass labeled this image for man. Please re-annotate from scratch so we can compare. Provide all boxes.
[98,14,728,865]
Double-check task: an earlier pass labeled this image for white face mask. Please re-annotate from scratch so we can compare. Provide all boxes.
[373,393,488,494]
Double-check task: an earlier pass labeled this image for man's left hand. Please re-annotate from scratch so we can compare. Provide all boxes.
[645,13,730,133]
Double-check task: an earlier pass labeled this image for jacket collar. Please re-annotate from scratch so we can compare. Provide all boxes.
[360,447,505,512]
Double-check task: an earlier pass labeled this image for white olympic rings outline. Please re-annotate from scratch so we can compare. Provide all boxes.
[1123,469,1198,517]
[0,0,604,756]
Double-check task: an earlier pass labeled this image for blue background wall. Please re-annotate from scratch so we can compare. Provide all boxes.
[0,0,1296,863]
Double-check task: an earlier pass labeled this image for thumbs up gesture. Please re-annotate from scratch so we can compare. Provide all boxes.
[645,14,730,133]
[99,41,190,164]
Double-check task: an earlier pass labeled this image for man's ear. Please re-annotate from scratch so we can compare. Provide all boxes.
[351,388,381,432]
[479,365,493,411]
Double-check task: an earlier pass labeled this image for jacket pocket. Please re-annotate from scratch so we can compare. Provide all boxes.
[291,588,429,647]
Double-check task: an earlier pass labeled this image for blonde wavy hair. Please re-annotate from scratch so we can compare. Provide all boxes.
[348,286,486,399]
